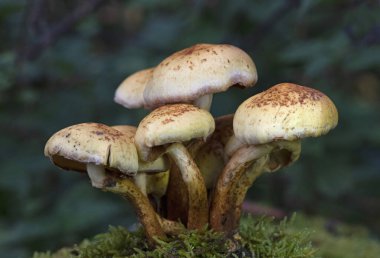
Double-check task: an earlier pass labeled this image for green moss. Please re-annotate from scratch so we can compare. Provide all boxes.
[33,216,318,258]
[239,216,315,258]
[32,214,380,258]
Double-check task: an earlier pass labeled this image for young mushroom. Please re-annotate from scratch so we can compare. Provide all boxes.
[143,43,258,110]
[210,83,339,235]
[44,123,167,245]
[114,68,154,109]
[134,103,215,229]
[112,125,170,213]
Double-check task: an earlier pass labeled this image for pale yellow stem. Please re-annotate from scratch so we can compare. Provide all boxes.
[166,142,208,229]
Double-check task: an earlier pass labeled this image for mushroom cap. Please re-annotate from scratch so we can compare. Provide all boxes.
[143,43,257,109]
[44,123,139,175]
[114,68,154,109]
[112,125,170,173]
[234,83,338,145]
[135,104,215,161]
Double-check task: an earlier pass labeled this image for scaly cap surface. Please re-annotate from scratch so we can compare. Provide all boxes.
[234,83,338,145]
[44,123,139,175]
[135,104,215,161]
[143,44,257,108]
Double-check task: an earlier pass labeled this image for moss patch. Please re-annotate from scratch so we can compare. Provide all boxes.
[33,216,316,258]
[33,214,380,258]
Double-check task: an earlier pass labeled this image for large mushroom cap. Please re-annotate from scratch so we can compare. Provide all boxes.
[44,123,139,175]
[234,83,339,145]
[135,103,215,161]
[114,68,154,109]
[143,43,257,109]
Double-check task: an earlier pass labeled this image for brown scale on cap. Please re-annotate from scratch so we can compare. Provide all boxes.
[45,123,139,175]
[235,83,338,145]
[247,83,325,109]
[151,104,200,120]
[143,43,258,110]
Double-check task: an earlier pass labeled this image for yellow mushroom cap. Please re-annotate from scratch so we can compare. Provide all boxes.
[143,43,257,108]
[135,104,215,161]
[44,123,139,175]
[114,68,154,109]
[112,125,137,138]
[234,83,339,145]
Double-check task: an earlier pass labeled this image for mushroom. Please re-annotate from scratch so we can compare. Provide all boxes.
[210,83,338,234]
[134,104,215,229]
[112,125,170,213]
[114,68,154,109]
[44,123,166,244]
[143,43,257,110]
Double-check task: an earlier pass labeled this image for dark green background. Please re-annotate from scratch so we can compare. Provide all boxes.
[0,0,379,257]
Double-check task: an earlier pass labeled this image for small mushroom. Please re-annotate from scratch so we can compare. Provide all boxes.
[143,43,257,110]
[134,104,215,229]
[210,83,338,234]
[114,68,154,109]
[44,123,166,244]
[112,125,170,213]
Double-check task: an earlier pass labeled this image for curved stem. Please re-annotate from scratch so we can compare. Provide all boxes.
[194,94,213,110]
[104,178,167,245]
[211,140,301,235]
[156,215,186,235]
[166,142,208,229]
[210,145,272,234]
[134,173,147,195]
[166,163,189,224]
[228,156,268,231]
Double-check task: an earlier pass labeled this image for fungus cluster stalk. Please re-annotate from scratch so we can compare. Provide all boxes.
[44,43,338,246]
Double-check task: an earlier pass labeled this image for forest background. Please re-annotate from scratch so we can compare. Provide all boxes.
[0,0,379,257]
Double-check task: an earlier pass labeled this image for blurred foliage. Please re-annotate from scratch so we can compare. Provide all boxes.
[0,0,379,257]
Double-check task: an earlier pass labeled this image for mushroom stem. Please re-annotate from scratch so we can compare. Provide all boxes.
[134,173,147,196]
[156,215,186,235]
[210,144,272,234]
[228,156,269,231]
[104,176,167,245]
[211,140,301,234]
[166,163,189,224]
[86,163,108,188]
[194,94,213,110]
[166,142,208,229]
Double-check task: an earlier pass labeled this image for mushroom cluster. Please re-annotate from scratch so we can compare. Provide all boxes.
[44,43,338,245]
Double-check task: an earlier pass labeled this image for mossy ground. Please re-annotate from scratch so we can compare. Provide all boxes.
[33,214,380,258]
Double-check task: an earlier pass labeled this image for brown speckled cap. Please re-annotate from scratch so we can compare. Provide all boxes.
[143,43,257,109]
[44,123,139,175]
[234,83,338,145]
[135,103,215,161]
[114,68,154,109]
